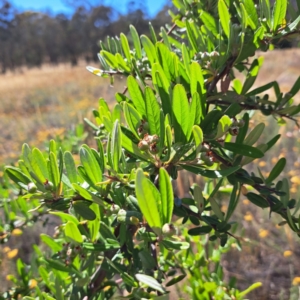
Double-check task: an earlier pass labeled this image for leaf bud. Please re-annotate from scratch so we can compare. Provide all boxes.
[162,223,177,237]
[229,127,239,136]
[27,182,37,193]
[138,140,149,151]
[109,204,120,215]
[44,180,54,191]
[237,119,245,128]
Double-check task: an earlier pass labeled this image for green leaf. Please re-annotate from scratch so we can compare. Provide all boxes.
[159,168,174,225]
[186,19,199,53]
[123,102,142,139]
[236,113,249,144]
[243,123,265,146]
[50,211,79,225]
[130,25,142,59]
[79,145,102,185]
[160,239,190,250]
[135,274,165,294]
[140,35,157,65]
[40,234,62,252]
[188,226,212,235]
[225,182,240,221]
[32,148,48,183]
[201,10,218,37]
[65,221,83,243]
[181,164,241,178]
[49,152,60,194]
[111,120,122,172]
[272,0,287,31]
[120,33,131,63]
[145,87,161,136]
[223,142,264,158]
[73,201,97,221]
[82,241,120,252]
[72,183,104,206]
[215,115,232,139]
[218,0,230,38]
[266,157,286,184]
[172,84,190,143]
[190,62,205,104]
[87,203,101,242]
[201,110,223,139]
[127,75,146,118]
[242,57,264,94]
[192,125,204,154]
[100,50,118,69]
[243,0,259,29]
[154,71,172,117]
[5,167,31,188]
[247,192,269,208]
[115,53,130,72]
[135,168,162,235]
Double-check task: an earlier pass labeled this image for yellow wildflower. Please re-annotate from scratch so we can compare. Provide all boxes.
[258,161,267,167]
[29,279,38,289]
[244,212,253,222]
[7,249,18,259]
[259,229,269,238]
[283,250,293,257]
[292,277,300,285]
[11,228,23,236]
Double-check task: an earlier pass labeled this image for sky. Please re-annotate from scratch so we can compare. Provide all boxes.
[10,0,169,17]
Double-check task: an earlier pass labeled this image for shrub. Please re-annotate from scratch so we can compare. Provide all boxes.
[2,0,300,299]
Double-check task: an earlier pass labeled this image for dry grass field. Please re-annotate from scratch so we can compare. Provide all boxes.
[0,48,300,299]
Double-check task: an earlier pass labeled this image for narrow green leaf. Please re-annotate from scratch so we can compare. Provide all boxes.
[120,33,131,63]
[40,234,62,252]
[185,19,198,53]
[192,125,203,154]
[100,50,118,69]
[188,226,212,235]
[159,168,174,225]
[64,152,77,184]
[87,203,101,242]
[155,71,171,117]
[73,201,96,221]
[135,168,162,234]
[32,148,49,183]
[72,183,104,206]
[201,10,218,37]
[79,145,102,185]
[225,183,240,221]
[272,0,287,31]
[160,239,190,250]
[65,221,83,243]
[218,0,230,38]
[49,152,60,193]
[172,84,190,143]
[50,211,79,225]
[115,53,131,72]
[266,157,286,184]
[182,43,191,77]
[111,120,122,172]
[82,241,120,252]
[236,113,249,144]
[224,142,264,158]
[5,167,31,188]
[135,274,165,294]
[144,87,161,136]
[130,25,142,59]
[181,165,241,178]
[140,35,157,65]
[243,0,259,29]
[243,123,265,146]
[123,102,142,139]
[127,75,146,118]
[247,192,269,208]
[280,178,289,208]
